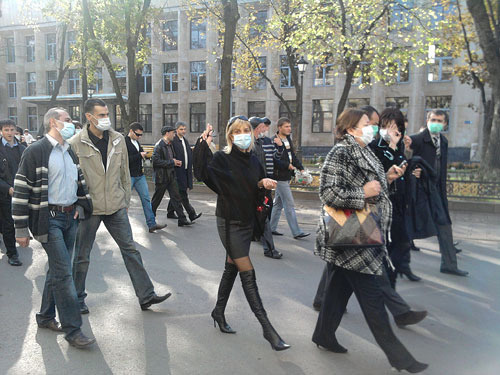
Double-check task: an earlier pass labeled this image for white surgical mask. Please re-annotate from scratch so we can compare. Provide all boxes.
[91,115,112,131]
[379,128,391,142]
[58,121,76,140]
[233,133,252,150]
[356,125,378,146]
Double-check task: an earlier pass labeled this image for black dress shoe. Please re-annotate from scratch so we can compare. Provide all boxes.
[80,303,89,315]
[410,241,420,251]
[399,361,429,373]
[440,268,468,276]
[65,331,96,349]
[8,255,22,266]
[272,231,283,236]
[178,219,192,227]
[312,302,321,312]
[38,319,63,332]
[397,269,422,282]
[294,232,310,239]
[189,213,202,222]
[149,223,167,233]
[264,249,283,259]
[140,292,172,310]
[166,212,178,219]
[314,341,348,353]
[394,310,427,327]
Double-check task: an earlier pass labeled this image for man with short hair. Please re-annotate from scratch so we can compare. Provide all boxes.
[69,99,171,314]
[270,117,310,239]
[23,129,35,145]
[125,122,166,233]
[408,110,468,276]
[13,108,95,348]
[249,116,284,259]
[360,105,380,126]
[0,120,26,266]
[151,126,191,227]
[166,121,202,222]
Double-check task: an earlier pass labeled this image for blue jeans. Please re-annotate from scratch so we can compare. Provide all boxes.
[36,211,82,339]
[131,175,157,229]
[72,207,155,305]
[270,180,302,236]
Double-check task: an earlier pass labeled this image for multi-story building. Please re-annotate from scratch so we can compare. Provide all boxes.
[0,0,484,161]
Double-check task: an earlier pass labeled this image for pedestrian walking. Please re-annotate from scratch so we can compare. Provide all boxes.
[13,108,95,348]
[193,117,290,351]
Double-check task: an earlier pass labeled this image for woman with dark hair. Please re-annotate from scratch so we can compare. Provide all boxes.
[369,108,421,282]
[193,117,290,351]
[312,108,427,373]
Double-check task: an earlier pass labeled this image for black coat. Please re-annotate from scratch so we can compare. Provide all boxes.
[125,135,144,177]
[171,135,193,190]
[0,139,26,202]
[273,134,303,181]
[410,128,450,220]
[405,156,451,239]
[152,139,176,185]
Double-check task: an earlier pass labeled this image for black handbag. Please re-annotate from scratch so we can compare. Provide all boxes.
[253,189,270,240]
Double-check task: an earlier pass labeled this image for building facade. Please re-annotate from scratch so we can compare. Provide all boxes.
[0,0,484,161]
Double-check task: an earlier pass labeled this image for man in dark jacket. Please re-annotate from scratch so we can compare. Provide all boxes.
[166,121,201,222]
[270,117,309,239]
[0,119,26,266]
[126,122,166,233]
[409,109,468,276]
[151,126,191,226]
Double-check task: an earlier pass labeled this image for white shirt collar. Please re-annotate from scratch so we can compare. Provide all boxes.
[46,134,69,151]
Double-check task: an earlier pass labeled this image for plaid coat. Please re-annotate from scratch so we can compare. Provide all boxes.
[315,135,392,275]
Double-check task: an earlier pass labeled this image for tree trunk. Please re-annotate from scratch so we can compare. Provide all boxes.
[480,98,493,161]
[336,62,358,117]
[219,0,240,147]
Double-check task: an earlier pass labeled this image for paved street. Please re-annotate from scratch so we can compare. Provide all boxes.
[1,190,499,375]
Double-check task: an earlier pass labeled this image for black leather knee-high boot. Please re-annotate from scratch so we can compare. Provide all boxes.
[211,262,238,333]
[240,269,290,351]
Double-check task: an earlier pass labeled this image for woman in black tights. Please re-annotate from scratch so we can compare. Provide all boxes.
[193,116,289,351]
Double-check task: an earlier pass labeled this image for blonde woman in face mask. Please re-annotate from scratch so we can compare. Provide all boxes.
[192,116,290,351]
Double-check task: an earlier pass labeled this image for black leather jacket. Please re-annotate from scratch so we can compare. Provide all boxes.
[152,139,176,184]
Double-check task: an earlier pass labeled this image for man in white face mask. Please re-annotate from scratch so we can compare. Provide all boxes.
[69,99,171,314]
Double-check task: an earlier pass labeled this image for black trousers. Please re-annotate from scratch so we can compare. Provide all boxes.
[0,199,18,258]
[167,188,195,218]
[312,264,415,370]
[151,180,186,220]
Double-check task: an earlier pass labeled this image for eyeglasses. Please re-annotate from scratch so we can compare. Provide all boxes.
[228,115,248,127]
[133,131,143,137]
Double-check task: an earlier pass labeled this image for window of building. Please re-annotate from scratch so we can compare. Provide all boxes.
[145,24,152,47]
[116,67,127,94]
[427,45,452,82]
[47,70,57,95]
[279,101,297,119]
[312,99,334,133]
[7,73,16,98]
[255,56,267,90]
[27,107,38,131]
[248,101,266,118]
[280,55,296,88]
[6,37,15,63]
[8,107,18,124]
[26,35,35,62]
[162,19,178,51]
[190,61,206,91]
[163,63,178,92]
[385,97,409,114]
[27,72,36,96]
[139,104,152,132]
[313,64,334,87]
[249,9,268,38]
[425,95,452,130]
[390,0,413,31]
[67,31,76,59]
[190,18,206,49]
[95,68,103,93]
[163,103,178,127]
[353,62,371,85]
[217,102,235,129]
[347,98,370,108]
[190,103,206,133]
[46,33,56,61]
[218,63,235,90]
[68,69,80,94]
[68,105,81,122]
[139,64,152,93]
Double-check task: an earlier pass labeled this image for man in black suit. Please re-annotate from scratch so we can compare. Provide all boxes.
[409,109,468,276]
[166,121,201,222]
[0,120,26,266]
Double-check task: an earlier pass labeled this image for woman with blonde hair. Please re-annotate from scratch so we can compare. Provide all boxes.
[193,116,290,351]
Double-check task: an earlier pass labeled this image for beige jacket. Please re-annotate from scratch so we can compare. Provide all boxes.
[68,126,131,215]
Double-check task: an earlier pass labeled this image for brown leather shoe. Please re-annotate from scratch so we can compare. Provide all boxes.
[38,319,63,332]
[149,223,167,233]
[65,331,96,349]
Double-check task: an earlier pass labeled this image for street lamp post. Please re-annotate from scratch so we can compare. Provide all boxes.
[88,85,95,98]
[297,56,308,162]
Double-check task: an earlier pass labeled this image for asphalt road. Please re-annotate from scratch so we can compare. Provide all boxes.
[1,190,499,375]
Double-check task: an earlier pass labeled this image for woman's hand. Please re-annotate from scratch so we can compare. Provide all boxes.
[258,178,277,190]
[388,123,402,150]
[363,180,381,198]
[201,124,214,146]
[387,164,405,183]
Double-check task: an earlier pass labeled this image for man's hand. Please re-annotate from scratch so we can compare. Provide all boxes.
[9,187,14,197]
[201,124,213,147]
[16,237,30,247]
[403,135,412,150]
[140,151,147,159]
[174,159,182,167]
[274,136,283,147]
[259,178,277,190]
[412,168,422,179]
[288,164,296,171]
[74,210,79,220]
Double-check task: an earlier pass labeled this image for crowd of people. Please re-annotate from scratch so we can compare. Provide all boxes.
[0,97,468,372]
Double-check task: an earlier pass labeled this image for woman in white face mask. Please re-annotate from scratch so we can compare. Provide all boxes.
[192,116,289,352]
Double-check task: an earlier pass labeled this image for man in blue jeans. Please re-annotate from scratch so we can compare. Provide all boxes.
[125,122,166,233]
[13,107,95,348]
[69,99,171,315]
